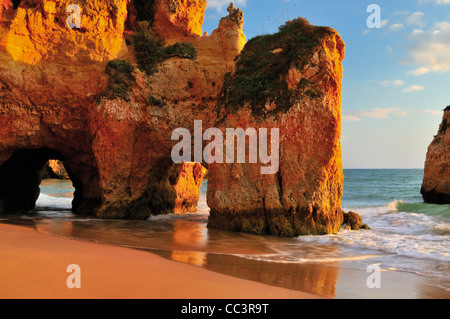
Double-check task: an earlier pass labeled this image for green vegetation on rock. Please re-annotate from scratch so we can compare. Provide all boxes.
[133,21,197,76]
[102,59,136,101]
[219,18,334,117]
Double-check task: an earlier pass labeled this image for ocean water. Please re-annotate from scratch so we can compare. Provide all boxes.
[1,169,449,298]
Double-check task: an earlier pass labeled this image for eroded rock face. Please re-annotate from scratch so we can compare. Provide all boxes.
[0,0,129,216]
[422,107,450,204]
[0,1,350,236]
[43,159,69,179]
[0,0,244,219]
[0,0,12,15]
[170,162,207,214]
[153,0,207,42]
[207,18,346,236]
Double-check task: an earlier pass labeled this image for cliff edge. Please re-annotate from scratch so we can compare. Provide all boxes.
[422,106,450,204]
[207,18,346,236]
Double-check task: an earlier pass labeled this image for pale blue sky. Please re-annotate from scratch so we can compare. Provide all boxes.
[202,0,450,169]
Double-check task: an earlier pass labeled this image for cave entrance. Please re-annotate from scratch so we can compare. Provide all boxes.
[0,149,76,214]
[36,160,74,211]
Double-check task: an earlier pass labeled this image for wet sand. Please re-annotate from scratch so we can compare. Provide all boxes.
[0,224,321,299]
[152,248,450,299]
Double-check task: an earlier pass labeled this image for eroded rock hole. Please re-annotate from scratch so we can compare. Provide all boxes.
[11,0,21,10]
[38,159,74,211]
[0,149,75,214]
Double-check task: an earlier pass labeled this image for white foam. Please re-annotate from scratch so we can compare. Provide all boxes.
[233,253,383,264]
[35,193,72,210]
[297,228,450,263]
[387,199,405,211]
[432,222,450,234]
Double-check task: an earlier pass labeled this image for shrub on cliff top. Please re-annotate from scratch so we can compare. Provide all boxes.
[133,21,163,75]
[445,105,450,112]
[102,59,136,101]
[219,17,333,117]
[133,21,197,76]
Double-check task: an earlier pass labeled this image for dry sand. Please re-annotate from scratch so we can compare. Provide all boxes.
[0,223,320,299]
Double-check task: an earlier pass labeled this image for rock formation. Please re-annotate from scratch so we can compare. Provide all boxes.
[170,162,207,214]
[343,211,370,230]
[0,0,354,236]
[207,18,347,236]
[421,106,450,204]
[152,0,207,42]
[43,159,69,179]
[0,0,244,218]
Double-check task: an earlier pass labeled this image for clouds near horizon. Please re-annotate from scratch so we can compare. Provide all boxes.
[343,108,408,122]
[402,21,450,74]
[402,85,425,92]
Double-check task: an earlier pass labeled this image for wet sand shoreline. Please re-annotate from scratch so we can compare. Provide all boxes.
[0,223,321,299]
[1,223,448,299]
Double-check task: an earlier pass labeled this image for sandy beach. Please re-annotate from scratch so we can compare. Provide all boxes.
[0,223,321,299]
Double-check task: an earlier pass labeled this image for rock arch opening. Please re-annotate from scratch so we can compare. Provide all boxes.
[37,159,74,211]
[0,148,92,215]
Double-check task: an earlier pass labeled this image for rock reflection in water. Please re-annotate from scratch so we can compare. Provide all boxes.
[30,214,339,297]
[172,219,208,247]
[166,219,338,297]
[171,250,208,267]
[157,249,339,297]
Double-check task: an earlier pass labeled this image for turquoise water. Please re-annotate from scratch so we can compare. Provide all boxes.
[342,169,426,207]
[294,169,450,282]
[338,170,450,260]
[1,169,449,297]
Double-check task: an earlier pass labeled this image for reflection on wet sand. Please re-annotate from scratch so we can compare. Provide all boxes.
[32,216,340,297]
[172,220,208,247]
[171,250,208,267]
[166,218,339,297]
[171,220,209,266]
[153,249,339,297]
[36,220,74,238]
[204,254,339,298]
[6,216,450,299]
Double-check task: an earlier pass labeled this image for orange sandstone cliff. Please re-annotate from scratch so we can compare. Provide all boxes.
[42,159,69,179]
[207,18,346,236]
[0,0,350,236]
[422,106,450,204]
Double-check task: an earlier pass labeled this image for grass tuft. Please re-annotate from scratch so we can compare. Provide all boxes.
[101,59,136,101]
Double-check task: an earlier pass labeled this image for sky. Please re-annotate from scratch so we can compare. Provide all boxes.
[202,0,450,169]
